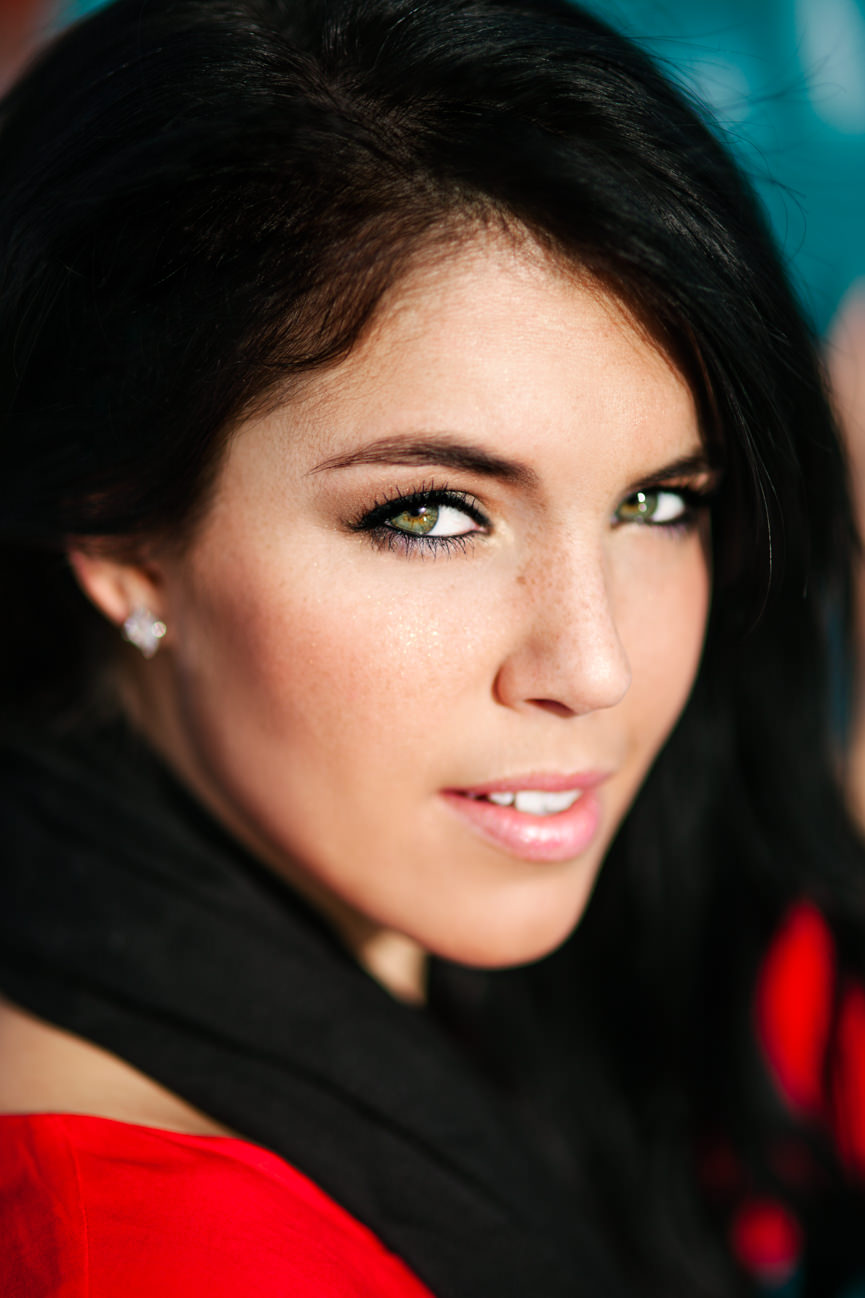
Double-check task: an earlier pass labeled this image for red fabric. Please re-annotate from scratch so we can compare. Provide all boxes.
[729,1198,802,1282]
[722,903,865,1280]
[755,901,865,1177]
[0,1113,435,1298]
[755,901,836,1117]
[832,980,865,1175]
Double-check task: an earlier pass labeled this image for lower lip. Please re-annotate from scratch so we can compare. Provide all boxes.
[440,789,602,863]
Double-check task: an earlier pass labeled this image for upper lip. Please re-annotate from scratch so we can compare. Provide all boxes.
[446,771,611,796]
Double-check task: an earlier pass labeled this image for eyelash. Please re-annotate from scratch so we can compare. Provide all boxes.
[613,484,715,536]
[349,483,490,556]
[348,479,716,557]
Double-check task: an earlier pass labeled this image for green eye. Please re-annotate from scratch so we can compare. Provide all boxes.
[618,490,655,522]
[616,489,687,526]
[360,493,486,546]
[389,504,440,536]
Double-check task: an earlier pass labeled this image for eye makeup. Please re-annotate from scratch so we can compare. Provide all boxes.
[348,483,491,556]
[613,480,717,535]
[345,463,720,559]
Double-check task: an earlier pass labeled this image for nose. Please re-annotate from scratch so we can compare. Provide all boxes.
[492,547,632,718]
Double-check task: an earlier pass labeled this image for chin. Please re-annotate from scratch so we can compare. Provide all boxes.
[419,877,597,970]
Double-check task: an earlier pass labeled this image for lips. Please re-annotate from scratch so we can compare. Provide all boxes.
[441,771,608,863]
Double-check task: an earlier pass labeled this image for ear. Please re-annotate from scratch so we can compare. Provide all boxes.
[67,546,165,630]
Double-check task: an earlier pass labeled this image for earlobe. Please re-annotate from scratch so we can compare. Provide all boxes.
[67,547,166,636]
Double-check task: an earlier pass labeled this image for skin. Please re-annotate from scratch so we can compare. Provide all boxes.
[0,233,713,1125]
[74,233,713,998]
[827,283,865,828]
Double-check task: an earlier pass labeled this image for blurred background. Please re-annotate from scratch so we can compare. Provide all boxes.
[1,0,864,333]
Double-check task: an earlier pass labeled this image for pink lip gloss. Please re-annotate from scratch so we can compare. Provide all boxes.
[440,772,608,863]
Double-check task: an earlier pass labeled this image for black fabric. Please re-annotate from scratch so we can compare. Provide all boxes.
[0,721,626,1297]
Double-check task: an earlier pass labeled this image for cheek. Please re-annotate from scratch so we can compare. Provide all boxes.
[169,542,499,782]
[617,539,711,755]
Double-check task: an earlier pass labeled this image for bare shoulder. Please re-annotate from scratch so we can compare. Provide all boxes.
[0,996,232,1136]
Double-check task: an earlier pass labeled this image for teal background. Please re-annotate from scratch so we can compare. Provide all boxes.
[61,0,865,332]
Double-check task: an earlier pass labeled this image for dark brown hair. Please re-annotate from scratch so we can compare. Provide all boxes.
[1,1,863,1290]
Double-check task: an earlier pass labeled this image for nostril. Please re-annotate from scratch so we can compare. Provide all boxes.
[528,698,577,718]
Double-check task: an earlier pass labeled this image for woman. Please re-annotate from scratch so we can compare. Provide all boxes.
[0,0,863,1294]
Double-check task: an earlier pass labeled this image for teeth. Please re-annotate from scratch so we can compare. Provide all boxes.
[479,789,583,815]
[514,790,582,816]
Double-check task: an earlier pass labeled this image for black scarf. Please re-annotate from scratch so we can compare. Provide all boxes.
[0,720,626,1297]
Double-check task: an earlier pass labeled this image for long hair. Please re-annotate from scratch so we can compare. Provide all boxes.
[1,0,863,1291]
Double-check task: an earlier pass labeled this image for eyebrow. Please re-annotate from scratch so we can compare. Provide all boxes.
[310,436,718,494]
[309,435,541,489]
[627,452,719,494]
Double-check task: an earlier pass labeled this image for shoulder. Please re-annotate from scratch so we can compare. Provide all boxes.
[0,1113,434,1298]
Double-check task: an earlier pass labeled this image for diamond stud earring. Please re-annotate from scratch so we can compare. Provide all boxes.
[122,606,167,659]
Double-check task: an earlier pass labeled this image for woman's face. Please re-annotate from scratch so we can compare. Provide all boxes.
[131,237,712,986]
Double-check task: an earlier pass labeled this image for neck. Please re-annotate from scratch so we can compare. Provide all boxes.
[339,921,429,1006]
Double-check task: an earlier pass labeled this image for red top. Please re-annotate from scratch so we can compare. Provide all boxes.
[4,905,864,1295]
[0,1113,435,1297]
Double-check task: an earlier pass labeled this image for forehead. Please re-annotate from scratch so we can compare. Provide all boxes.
[224,233,701,493]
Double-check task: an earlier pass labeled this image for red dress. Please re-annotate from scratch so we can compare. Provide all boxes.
[0,1113,435,1297]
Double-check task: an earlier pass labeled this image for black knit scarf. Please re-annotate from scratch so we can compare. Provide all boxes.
[0,720,625,1297]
